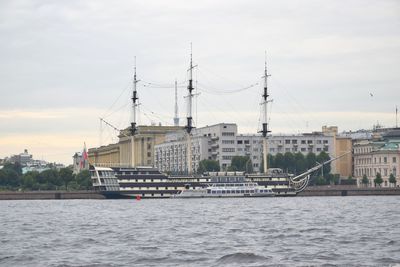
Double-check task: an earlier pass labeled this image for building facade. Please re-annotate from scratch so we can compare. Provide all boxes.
[88,125,183,167]
[154,123,264,173]
[353,130,400,187]
[154,131,210,173]
[268,133,334,156]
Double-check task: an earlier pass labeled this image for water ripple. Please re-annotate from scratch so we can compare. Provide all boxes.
[1,197,400,266]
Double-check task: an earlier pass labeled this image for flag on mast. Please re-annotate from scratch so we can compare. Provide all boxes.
[81,142,88,169]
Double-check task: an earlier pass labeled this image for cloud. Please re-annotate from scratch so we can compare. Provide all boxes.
[0,0,399,164]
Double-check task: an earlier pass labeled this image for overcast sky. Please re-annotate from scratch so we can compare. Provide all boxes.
[1,0,399,164]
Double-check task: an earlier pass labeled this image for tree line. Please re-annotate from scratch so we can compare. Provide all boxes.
[361,173,397,187]
[197,151,336,184]
[0,163,92,191]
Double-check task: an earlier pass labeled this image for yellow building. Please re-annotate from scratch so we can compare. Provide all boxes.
[88,125,183,167]
[322,126,353,177]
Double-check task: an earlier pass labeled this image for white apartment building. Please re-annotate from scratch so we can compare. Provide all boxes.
[154,131,210,174]
[154,123,264,173]
[154,123,336,174]
[268,133,334,157]
[154,123,342,173]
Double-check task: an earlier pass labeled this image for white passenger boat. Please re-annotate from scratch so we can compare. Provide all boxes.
[172,182,275,198]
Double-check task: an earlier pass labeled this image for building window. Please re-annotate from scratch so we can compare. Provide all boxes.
[285,140,291,144]
[244,140,250,144]
[222,148,235,152]
[237,140,243,144]
[307,140,313,144]
[222,132,235,136]
[393,157,397,163]
[384,157,387,163]
[301,140,306,144]
[292,140,297,144]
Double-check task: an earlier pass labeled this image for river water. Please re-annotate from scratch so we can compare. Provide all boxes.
[1,196,400,267]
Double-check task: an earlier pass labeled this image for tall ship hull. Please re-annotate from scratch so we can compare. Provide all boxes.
[90,165,300,198]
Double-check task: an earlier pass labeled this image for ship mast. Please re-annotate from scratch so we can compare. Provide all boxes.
[174,79,179,126]
[185,44,195,174]
[130,57,139,168]
[261,53,271,174]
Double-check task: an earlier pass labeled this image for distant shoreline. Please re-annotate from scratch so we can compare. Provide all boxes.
[0,190,105,200]
[298,185,400,197]
[0,186,400,200]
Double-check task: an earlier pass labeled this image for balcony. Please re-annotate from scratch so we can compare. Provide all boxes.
[211,143,219,148]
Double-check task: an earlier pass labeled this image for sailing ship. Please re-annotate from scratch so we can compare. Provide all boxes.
[89,51,341,198]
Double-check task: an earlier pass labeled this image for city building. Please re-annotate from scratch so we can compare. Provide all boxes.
[154,123,263,172]
[268,133,334,156]
[154,131,210,173]
[88,125,183,167]
[353,129,400,187]
[9,149,33,165]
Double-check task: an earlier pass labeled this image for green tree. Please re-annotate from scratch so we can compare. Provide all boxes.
[306,152,317,169]
[283,152,295,173]
[0,168,21,189]
[274,153,285,170]
[389,173,397,187]
[361,174,369,187]
[22,171,40,190]
[59,168,74,190]
[294,152,307,175]
[374,172,383,187]
[317,151,331,176]
[40,169,61,188]
[2,162,22,176]
[197,160,220,174]
[75,170,92,190]
[228,156,253,173]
